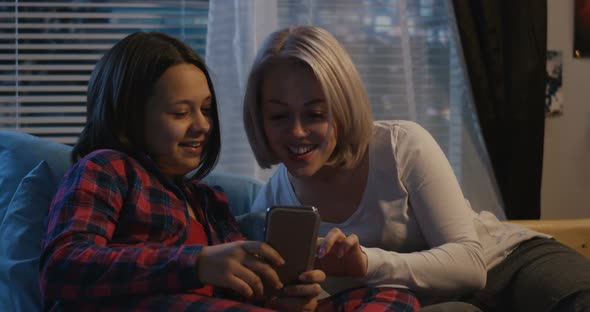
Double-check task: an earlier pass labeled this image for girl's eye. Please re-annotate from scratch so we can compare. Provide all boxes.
[201,106,212,117]
[173,112,188,118]
[269,113,286,121]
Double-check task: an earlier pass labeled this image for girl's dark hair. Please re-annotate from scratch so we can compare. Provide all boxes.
[72,32,221,179]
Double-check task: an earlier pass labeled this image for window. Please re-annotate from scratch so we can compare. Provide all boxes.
[1,0,505,216]
[206,0,504,216]
[277,0,465,175]
[0,0,208,144]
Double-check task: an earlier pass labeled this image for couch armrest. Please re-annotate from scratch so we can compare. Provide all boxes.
[504,219,590,259]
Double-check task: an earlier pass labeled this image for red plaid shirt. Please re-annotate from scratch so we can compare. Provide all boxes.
[39,149,259,311]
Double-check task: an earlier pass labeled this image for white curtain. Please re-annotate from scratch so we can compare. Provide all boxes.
[205,0,278,181]
[206,0,506,219]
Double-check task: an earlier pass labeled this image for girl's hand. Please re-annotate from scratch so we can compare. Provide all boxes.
[198,241,284,299]
[316,227,368,277]
[266,269,325,312]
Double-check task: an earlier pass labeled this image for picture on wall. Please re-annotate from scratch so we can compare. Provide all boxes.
[546,51,563,117]
[574,0,590,57]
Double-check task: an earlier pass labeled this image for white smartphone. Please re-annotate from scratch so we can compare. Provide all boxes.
[265,205,321,285]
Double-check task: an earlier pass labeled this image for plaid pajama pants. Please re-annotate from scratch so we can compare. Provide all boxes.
[49,286,420,311]
[317,286,421,312]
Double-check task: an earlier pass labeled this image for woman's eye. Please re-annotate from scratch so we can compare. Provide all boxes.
[173,112,188,118]
[310,111,326,119]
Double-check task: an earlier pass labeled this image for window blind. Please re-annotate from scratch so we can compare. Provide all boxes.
[0,0,209,144]
[277,0,467,175]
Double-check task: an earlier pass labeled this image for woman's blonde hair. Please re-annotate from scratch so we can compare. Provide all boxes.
[243,25,373,169]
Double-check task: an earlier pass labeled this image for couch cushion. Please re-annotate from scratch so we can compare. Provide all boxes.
[202,172,263,217]
[0,130,264,222]
[0,133,265,311]
[235,212,266,241]
[0,161,57,312]
[201,172,265,240]
[0,131,72,224]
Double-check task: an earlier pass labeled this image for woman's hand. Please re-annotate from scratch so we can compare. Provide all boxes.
[198,241,284,299]
[316,227,368,277]
[266,269,325,312]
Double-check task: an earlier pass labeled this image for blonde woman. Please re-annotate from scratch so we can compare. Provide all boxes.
[244,25,590,311]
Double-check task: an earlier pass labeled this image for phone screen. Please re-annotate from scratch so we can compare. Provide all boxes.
[265,206,320,285]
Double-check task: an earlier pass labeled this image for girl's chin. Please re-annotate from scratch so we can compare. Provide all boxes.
[176,162,200,176]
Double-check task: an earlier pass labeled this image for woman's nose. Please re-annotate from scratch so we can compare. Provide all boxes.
[289,118,308,137]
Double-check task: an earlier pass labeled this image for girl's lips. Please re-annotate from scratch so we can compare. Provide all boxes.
[179,141,203,147]
[180,142,203,155]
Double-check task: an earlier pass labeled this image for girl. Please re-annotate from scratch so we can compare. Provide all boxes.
[40,32,323,312]
[244,25,590,311]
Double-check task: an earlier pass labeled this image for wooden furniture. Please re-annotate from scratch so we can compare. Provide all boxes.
[506,218,590,259]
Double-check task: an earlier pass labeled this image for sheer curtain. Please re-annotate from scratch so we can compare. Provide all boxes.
[206,0,278,181]
[206,0,505,218]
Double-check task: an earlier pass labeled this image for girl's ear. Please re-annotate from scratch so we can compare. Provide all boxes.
[117,131,129,144]
[117,132,131,147]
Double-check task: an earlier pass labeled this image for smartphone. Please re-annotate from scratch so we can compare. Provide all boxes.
[265,205,320,286]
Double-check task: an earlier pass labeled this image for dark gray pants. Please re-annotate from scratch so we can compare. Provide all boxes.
[421,238,590,312]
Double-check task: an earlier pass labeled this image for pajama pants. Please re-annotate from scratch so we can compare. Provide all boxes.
[48,286,420,312]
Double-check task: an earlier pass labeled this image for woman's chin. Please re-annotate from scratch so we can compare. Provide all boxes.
[286,165,319,179]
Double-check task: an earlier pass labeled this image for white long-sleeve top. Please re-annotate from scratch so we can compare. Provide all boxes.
[251,120,547,303]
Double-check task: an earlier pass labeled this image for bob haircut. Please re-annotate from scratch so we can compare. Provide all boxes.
[71,31,221,179]
[243,25,373,169]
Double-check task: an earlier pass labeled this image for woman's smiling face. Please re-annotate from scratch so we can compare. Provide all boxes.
[261,60,337,178]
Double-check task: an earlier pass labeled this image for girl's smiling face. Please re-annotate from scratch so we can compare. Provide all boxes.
[144,63,212,180]
[261,60,337,178]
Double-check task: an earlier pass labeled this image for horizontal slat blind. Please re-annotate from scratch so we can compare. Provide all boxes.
[0,0,209,144]
[277,0,463,172]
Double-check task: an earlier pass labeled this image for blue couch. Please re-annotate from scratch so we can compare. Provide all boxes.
[3,130,589,311]
[0,130,266,311]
